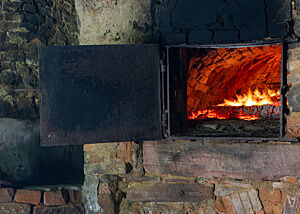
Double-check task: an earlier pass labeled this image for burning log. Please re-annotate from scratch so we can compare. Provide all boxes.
[188,105,280,121]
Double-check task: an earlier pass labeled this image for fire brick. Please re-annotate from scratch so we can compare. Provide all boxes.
[44,190,69,206]
[69,190,82,204]
[0,188,14,202]
[14,189,42,205]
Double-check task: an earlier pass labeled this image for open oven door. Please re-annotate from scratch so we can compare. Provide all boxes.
[39,44,163,146]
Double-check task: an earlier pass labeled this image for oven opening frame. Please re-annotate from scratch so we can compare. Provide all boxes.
[162,41,298,143]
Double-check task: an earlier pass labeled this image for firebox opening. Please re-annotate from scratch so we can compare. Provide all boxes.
[168,44,283,138]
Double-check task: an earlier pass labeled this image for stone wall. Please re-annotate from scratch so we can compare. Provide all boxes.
[1,0,300,213]
[0,0,83,187]
[0,0,79,118]
[75,0,300,213]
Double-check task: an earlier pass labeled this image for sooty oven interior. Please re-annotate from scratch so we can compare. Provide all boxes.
[166,43,284,139]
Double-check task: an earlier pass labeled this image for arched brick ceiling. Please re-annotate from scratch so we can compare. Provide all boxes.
[187,45,282,112]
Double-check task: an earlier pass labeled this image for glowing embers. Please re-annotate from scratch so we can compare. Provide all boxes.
[187,44,282,121]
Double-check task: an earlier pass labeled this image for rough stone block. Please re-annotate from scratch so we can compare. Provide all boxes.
[69,190,82,204]
[188,30,212,44]
[44,190,69,206]
[0,42,18,51]
[0,202,31,214]
[4,12,22,22]
[84,143,128,175]
[98,194,115,214]
[3,2,21,12]
[23,4,36,13]
[214,198,227,213]
[294,18,300,37]
[161,32,186,44]
[33,204,84,214]
[81,175,101,213]
[0,188,14,202]
[144,140,300,180]
[24,13,43,25]
[283,194,299,214]
[287,43,300,85]
[214,30,239,44]
[14,189,42,205]
[127,183,213,202]
[287,85,300,112]
[223,189,263,213]
[259,188,283,214]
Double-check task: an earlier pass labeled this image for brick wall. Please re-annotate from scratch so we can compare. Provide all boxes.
[0,187,83,214]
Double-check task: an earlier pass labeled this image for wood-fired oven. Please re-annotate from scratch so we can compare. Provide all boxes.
[39,42,296,146]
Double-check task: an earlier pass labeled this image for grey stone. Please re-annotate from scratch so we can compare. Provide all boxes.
[82,175,102,214]
[23,4,36,13]
[287,85,300,112]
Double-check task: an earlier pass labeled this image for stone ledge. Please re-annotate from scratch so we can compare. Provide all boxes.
[143,140,300,180]
[127,183,213,202]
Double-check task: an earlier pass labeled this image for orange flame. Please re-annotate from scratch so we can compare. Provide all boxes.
[188,88,280,121]
[218,88,280,107]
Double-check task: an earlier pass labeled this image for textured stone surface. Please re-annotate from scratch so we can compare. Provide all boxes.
[0,202,31,214]
[259,188,283,214]
[33,204,84,214]
[69,190,82,204]
[14,189,41,205]
[283,194,299,214]
[286,112,300,138]
[75,0,153,45]
[143,140,300,180]
[0,188,14,202]
[98,194,115,214]
[127,183,213,202]
[84,143,128,175]
[82,175,101,214]
[44,190,69,206]
[0,0,79,119]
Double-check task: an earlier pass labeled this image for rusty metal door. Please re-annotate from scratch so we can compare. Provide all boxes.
[39,44,162,146]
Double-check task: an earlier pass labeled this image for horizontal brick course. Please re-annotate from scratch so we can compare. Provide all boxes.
[0,188,14,203]
[44,190,69,206]
[14,190,42,205]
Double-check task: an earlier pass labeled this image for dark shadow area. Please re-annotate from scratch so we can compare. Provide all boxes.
[0,119,83,187]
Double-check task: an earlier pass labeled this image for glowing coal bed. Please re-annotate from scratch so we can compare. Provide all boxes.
[168,44,283,138]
